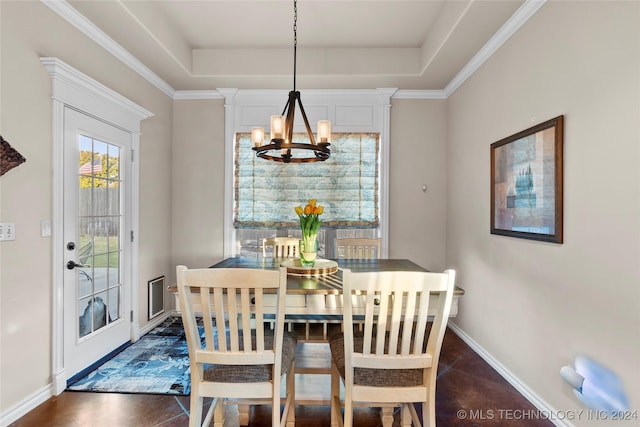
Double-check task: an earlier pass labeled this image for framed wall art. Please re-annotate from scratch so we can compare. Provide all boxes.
[490,115,564,243]
[1,135,27,176]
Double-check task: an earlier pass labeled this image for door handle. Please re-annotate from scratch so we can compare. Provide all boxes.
[67,260,89,270]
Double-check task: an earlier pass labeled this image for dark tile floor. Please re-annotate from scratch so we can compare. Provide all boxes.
[10,328,553,426]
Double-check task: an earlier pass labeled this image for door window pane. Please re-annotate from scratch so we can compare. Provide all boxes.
[77,135,122,337]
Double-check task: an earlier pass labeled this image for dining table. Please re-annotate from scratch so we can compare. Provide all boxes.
[177,257,466,340]
[171,258,465,420]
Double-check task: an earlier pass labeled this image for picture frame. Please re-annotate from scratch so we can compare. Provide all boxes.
[490,115,564,243]
[148,276,165,320]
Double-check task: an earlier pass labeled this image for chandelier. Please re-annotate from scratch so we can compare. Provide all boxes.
[251,0,331,163]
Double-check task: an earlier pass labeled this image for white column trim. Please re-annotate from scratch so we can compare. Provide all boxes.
[376,88,398,258]
[218,88,239,258]
[50,99,67,395]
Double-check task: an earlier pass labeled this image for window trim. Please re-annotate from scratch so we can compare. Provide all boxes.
[220,88,396,259]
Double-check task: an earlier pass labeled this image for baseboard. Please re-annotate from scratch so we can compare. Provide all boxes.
[66,342,131,386]
[1,313,177,426]
[0,384,52,427]
[447,322,573,427]
[138,311,175,336]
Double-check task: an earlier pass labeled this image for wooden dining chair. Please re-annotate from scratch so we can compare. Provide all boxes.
[176,265,296,427]
[335,237,381,259]
[329,268,455,427]
[333,237,382,332]
[263,237,300,259]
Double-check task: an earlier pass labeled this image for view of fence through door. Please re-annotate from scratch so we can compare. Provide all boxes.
[63,107,132,381]
[77,135,121,337]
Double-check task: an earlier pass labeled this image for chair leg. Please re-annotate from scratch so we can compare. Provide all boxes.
[343,369,353,427]
[344,398,353,427]
[406,402,421,426]
[380,407,394,427]
[212,399,224,427]
[285,361,296,427]
[401,404,413,427]
[330,361,342,427]
[189,392,203,427]
[424,401,435,427]
[238,404,250,426]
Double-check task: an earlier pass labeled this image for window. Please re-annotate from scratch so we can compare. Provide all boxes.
[234,132,380,258]
[220,88,394,259]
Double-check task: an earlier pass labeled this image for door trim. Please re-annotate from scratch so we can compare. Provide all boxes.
[42,57,153,395]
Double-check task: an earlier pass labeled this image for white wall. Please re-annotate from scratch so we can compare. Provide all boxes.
[0,1,173,414]
[390,99,448,272]
[171,99,226,277]
[446,1,640,423]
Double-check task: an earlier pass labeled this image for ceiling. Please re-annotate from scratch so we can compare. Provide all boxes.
[66,0,527,92]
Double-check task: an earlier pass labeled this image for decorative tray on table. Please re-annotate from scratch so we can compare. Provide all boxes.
[280,258,338,277]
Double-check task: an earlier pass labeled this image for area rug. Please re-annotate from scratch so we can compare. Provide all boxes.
[67,316,200,395]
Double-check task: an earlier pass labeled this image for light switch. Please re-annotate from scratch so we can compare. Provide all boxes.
[0,222,16,241]
[41,220,52,237]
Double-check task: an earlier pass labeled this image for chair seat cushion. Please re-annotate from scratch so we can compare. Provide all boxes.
[203,331,297,383]
[329,333,423,387]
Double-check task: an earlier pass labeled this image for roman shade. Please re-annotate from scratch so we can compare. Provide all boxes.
[235,133,379,228]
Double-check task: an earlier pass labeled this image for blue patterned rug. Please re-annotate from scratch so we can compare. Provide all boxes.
[67,317,197,395]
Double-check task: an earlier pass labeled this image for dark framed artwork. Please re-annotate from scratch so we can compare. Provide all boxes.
[490,115,564,243]
[148,276,165,320]
[1,135,27,176]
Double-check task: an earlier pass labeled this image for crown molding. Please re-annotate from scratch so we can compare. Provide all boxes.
[444,0,547,97]
[43,0,545,101]
[173,90,224,100]
[393,90,447,100]
[172,88,443,101]
[41,0,175,98]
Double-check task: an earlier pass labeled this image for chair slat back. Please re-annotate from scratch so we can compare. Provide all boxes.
[177,266,287,367]
[263,237,299,258]
[336,238,381,259]
[342,269,455,371]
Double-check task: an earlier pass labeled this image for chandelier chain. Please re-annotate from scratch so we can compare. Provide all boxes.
[250,0,331,163]
[293,0,297,91]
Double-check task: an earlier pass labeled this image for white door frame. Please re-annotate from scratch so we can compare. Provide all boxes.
[63,108,133,378]
[42,57,153,395]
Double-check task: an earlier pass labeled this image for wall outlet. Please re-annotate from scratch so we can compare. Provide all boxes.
[0,223,16,241]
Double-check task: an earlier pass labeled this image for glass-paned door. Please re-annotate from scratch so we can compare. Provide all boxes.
[63,108,131,379]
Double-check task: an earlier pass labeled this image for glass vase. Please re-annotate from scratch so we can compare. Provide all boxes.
[299,239,318,267]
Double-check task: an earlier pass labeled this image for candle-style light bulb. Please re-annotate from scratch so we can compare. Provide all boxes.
[271,115,285,141]
[317,120,331,143]
[251,127,264,147]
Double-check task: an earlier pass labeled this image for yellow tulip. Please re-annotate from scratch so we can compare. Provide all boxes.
[314,205,324,215]
[308,199,316,208]
[294,206,303,216]
[304,205,312,215]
